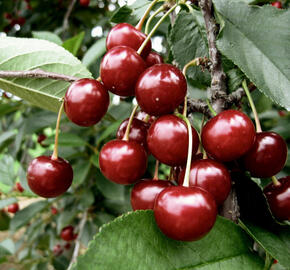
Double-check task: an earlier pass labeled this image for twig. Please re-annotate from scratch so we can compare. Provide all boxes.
[226,87,245,107]
[62,0,77,35]
[187,98,211,118]
[0,69,78,82]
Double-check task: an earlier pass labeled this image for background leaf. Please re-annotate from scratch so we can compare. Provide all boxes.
[62,32,85,56]
[32,31,62,45]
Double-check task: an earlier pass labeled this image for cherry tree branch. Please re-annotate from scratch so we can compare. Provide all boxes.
[226,87,245,107]
[187,98,211,118]
[62,0,77,34]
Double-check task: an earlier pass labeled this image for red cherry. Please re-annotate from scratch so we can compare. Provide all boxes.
[15,182,24,192]
[278,110,286,117]
[27,156,73,198]
[64,243,71,250]
[37,134,47,145]
[99,140,147,185]
[64,78,109,127]
[135,64,187,116]
[178,159,231,205]
[106,23,152,58]
[154,186,217,241]
[60,225,76,241]
[264,177,290,221]
[7,203,19,214]
[243,132,287,178]
[271,1,282,8]
[16,17,26,26]
[53,244,63,256]
[79,0,90,7]
[135,111,156,125]
[201,110,256,162]
[131,179,173,210]
[100,46,146,96]
[145,51,163,67]
[51,206,58,215]
[147,115,199,166]
[116,118,149,149]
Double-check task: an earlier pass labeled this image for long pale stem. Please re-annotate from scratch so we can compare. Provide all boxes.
[145,6,164,35]
[271,176,280,186]
[123,105,139,141]
[153,160,159,180]
[136,0,160,31]
[51,102,64,160]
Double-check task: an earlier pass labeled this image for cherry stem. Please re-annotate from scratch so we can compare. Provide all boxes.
[206,99,217,116]
[137,3,178,55]
[242,80,262,133]
[153,160,159,180]
[143,114,150,123]
[271,176,280,186]
[136,0,160,31]
[145,5,164,35]
[123,105,139,141]
[176,113,193,188]
[96,76,101,82]
[51,101,64,160]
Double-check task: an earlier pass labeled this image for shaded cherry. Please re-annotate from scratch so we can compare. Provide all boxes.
[106,23,151,58]
[101,46,146,96]
[201,110,256,162]
[53,244,63,256]
[145,51,163,67]
[178,159,231,205]
[27,156,73,198]
[60,225,76,242]
[7,203,19,214]
[99,140,147,185]
[135,64,187,116]
[15,182,24,193]
[264,177,290,221]
[154,186,217,241]
[64,243,71,250]
[131,179,173,210]
[37,134,47,145]
[51,206,58,215]
[79,0,90,6]
[147,115,199,166]
[64,78,109,127]
[271,1,282,8]
[243,132,287,178]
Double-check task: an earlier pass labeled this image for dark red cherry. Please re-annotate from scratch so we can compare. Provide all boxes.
[99,140,147,185]
[53,244,63,256]
[243,132,287,178]
[79,0,90,6]
[145,51,163,67]
[64,243,71,250]
[135,111,156,125]
[178,159,231,205]
[201,110,256,162]
[271,1,282,8]
[101,46,146,96]
[15,182,24,192]
[27,156,73,198]
[116,118,149,149]
[106,23,152,58]
[154,186,217,241]
[7,203,19,213]
[136,64,187,116]
[51,206,58,215]
[37,134,47,145]
[60,225,76,241]
[147,115,199,166]
[131,179,173,210]
[264,177,290,221]
[64,78,109,127]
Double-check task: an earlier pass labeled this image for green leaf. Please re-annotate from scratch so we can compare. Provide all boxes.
[43,133,87,147]
[0,37,92,112]
[62,32,85,56]
[72,160,91,188]
[96,119,123,146]
[0,197,17,210]
[82,37,106,67]
[73,212,263,270]
[0,211,10,231]
[0,130,16,146]
[0,155,17,186]
[32,31,62,45]
[214,0,290,110]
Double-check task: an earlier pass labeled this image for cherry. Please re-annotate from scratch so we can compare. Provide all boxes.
[64,243,71,250]
[79,0,90,7]
[27,156,73,198]
[264,177,290,221]
[145,51,163,67]
[154,186,217,241]
[135,111,156,125]
[135,64,187,116]
[53,244,63,256]
[243,132,287,178]
[99,140,147,185]
[271,1,282,8]
[201,110,256,162]
[61,225,76,241]
[278,110,286,117]
[178,159,231,205]
[51,206,58,215]
[131,179,173,210]
[7,203,19,214]
[37,134,47,145]
[15,182,24,192]
[147,115,199,166]
[100,46,146,96]
[116,118,149,150]
[64,78,109,127]
[106,23,152,58]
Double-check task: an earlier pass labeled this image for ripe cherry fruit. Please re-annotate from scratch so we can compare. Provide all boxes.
[53,244,63,256]
[145,51,163,67]
[271,1,282,8]
[37,134,47,145]
[154,186,217,241]
[135,64,187,116]
[79,0,90,7]
[201,110,256,162]
[27,156,73,198]
[7,203,19,214]
[64,78,109,127]
[51,206,58,215]
[61,225,77,241]
[15,182,24,192]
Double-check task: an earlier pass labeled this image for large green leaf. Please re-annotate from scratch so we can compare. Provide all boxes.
[0,37,92,112]
[214,0,290,110]
[73,211,263,270]
[32,31,62,45]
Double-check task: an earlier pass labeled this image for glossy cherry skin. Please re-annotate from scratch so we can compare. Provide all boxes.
[27,156,73,198]
[60,225,76,241]
[131,179,173,210]
[101,46,146,96]
[99,140,147,185]
[7,203,19,214]
[271,1,282,8]
[264,176,290,221]
[243,132,287,178]
[147,115,199,166]
[154,186,217,241]
[178,159,231,205]
[116,118,149,150]
[201,110,256,162]
[64,78,109,127]
[106,23,151,58]
[79,0,90,6]
[145,51,163,67]
[15,182,24,192]
[135,64,187,116]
